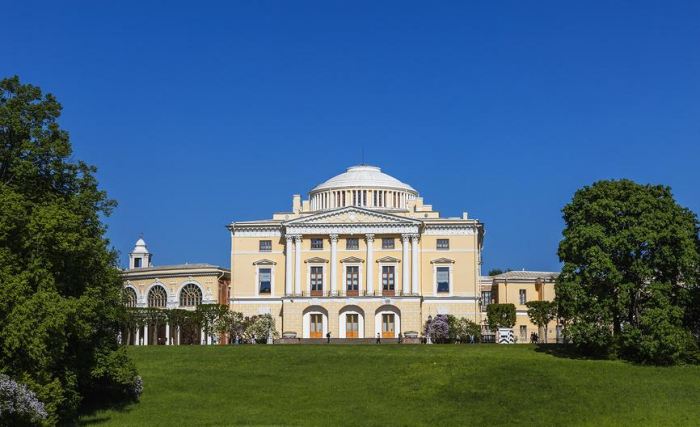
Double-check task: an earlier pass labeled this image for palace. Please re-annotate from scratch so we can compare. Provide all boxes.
[123,164,560,344]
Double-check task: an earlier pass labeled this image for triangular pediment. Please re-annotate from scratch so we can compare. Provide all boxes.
[304,257,329,264]
[284,206,421,226]
[340,256,364,263]
[376,256,401,263]
[253,259,277,265]
[430,257,455,264]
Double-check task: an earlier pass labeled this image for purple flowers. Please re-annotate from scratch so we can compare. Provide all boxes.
[131,375,143,399]
[424,316,450,343]
[0,374,48,426]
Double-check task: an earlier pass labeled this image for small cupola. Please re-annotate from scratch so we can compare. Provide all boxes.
[128,234,152,270]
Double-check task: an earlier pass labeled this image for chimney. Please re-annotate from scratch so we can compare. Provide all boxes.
[292,195,302,214]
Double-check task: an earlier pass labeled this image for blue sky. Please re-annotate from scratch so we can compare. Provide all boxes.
[3,1,699,272]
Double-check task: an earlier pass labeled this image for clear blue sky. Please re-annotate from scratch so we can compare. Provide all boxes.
[3,1,699,273]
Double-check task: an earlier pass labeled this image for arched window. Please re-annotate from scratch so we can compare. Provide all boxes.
[148,285,167,308]
[180,283,202,307]
[125,287,138,307]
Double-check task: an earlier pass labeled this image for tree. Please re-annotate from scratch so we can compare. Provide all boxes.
[196,304,229,344]
[486,304,516,330]
[525,301,556,343]
[0,76,140,425]
[424,315,450,343]
[487,268,512,276]
[556,179,700,364]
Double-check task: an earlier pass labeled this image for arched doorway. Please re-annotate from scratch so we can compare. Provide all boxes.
[339,305,365,339]
[375,305,401,339]
[302,306,329,339]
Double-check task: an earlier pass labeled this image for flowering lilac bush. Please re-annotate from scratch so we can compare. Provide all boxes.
[424,315,451,343]
[131,376,143,399]
[0,374,48,426]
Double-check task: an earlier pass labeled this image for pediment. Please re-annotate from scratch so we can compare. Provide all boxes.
[430,257,455,264]
[340,256,364,263]
[253,259,277,265]
[284,207,421,226]
[304,257,329,264]
[376,256,401,263]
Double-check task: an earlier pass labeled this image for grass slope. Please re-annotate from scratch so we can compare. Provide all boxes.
[79,345,700,427]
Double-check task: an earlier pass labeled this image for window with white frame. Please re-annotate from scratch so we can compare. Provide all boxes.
[520,325,527,339]
[481,290,492,307]
[519,289,527,305]
[346,238,359,250]
[382,266,395,295]
[437,239,450,250]
[310,266,323,296]
[346,266,359,294]
[259,240,272,252]
[258,268,272,294]
[311,238,324,250]
[382,238,395,249]
[436,267,450,293]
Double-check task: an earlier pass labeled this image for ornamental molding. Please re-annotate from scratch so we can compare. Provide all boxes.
[340,256,364,263]
[430,257,455,264]
[252,259,277,265]
[286,224,420,236]
[376,256,401,263]
[423,225,476,236]
[283,206,422,226]
[304,257,329,264]
[231,225,282,237]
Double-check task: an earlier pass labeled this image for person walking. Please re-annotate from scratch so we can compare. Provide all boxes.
[326,331,331,344]
[376,333,381,344]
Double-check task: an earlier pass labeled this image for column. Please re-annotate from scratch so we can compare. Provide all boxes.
[135,327,140,346]
[144,324,149,346]
[402,235,410,295]
[165,323,170,345]
[285,236,293,296]
[177,326,181,345]
[330,234,338,295]
[411,235,419,294]
[294,236,302,295]
[366,234,375,295]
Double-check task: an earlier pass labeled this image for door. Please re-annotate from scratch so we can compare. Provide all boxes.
[382,266,395,296]
[346,314,359,338]
[310,266,323,296]
[346,266,359,296]
[382,313,395,338]
[310,314,323,338]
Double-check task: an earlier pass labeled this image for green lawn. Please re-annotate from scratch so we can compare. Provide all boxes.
[79,345,700,427]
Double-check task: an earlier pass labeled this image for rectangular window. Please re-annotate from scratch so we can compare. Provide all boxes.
[346,266,359,295]
[310,266,323,296]
[134,258,142,268]
[519,289,527,305]
[382,266,395,295]
[481,291,492,307]
[437,267,450,293]
[437,239,450,250]
[258,268,271,294]
[311,238,324,250]
[520,325,527,339]
[382,238,395,249]
[259,240,272,252]
[346,238,359,250]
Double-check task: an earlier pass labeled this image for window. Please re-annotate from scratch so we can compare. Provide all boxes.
[346,266,359,295]
[310,266,323,296]
[520,325,527,339]
[382,266,395,295]
[259,240,272,252]
[125,288,138,307]
[346,238,359,250]
[481,291,492,307]
[519,289,527,305]
[179,283,202,307]
[382,313,395,338]
[258,268,271,294]
[134,257,142,268]
[382,238,395,249]
[311,238,324,250]
[436,267,450,293]
[437,239,450,250]
[148,285,167,307]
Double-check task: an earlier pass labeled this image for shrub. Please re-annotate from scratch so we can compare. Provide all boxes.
[0,374,48,427]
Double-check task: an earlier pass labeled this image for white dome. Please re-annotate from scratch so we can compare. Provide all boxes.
[132,237,149,254]
[310,165,417,194]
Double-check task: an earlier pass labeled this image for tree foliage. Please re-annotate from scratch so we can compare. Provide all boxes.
[0,76,139,425]
[556,179,700,364]
[487,268,512,276]
[486,304,517,329]
[424,315,482,343]
[525,301,557,343]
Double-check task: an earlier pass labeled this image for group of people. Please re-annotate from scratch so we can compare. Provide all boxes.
[529,332,540,344]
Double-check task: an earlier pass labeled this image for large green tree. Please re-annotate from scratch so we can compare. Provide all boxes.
[525,301,556,343]
[0,76,139,425]
[556,179,700,364]
[486,304,516,330]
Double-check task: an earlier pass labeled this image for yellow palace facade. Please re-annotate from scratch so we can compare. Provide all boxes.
[228,165,485,339]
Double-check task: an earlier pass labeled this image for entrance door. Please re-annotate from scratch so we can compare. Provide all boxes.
[310,314,323,338]
[346,314,359,338]
[382,313,395,338]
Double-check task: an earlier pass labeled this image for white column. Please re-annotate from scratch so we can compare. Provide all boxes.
[135,327,140,346]
[165,323,170,345]
[200,328,205,345]
[294,236,302,295]
[330,234,338,295]
[366,234,375,295]
[144,324,149,346]
[285,236,293,296]
[177,326,181,345]
[411,235,420,294]
[402,235,410,295]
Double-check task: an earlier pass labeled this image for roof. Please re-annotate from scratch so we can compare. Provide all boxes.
[493,270,559,280]
[310,165,417,194]
[131,237,149,254]
[124,263,229,273]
